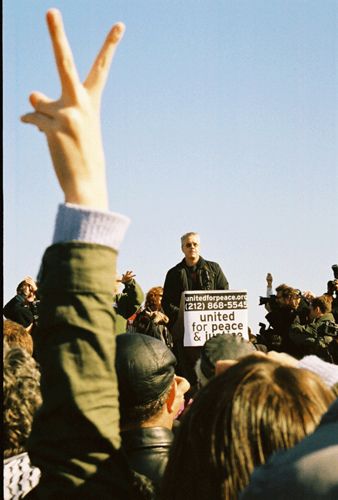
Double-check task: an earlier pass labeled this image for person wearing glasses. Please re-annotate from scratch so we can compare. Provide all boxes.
[162,232,229,329]
[162,232,229,384]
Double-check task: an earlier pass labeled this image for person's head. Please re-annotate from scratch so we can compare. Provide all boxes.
[161,354,335,500]
[181,232,200,266]
[195,334,256,388]
[310,295,332,320]
[145,286,164,311]
[3,340,42,458]
[16,281,36,303]
[3,319,34,355]
[275,283,289,298]
[276,286,301,310]
[116,333,189,430]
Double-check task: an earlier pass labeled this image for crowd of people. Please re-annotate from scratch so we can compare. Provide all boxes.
[257,270,338,363]
[3,8,338,499]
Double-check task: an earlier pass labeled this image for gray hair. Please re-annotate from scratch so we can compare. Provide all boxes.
[181,232,200,247]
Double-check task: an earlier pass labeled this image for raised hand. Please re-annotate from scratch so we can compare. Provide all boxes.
[266,273,273,286]
[23,276,38,293]
[21,9,125,210]
[118,271,136,284]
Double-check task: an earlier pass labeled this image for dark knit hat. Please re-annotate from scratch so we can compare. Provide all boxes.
[200,334,255,379]
[116,333,177,408]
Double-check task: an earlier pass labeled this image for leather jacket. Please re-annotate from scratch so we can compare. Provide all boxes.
[121,427,173,489]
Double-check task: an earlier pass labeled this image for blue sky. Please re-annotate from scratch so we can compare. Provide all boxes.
[4,0,338,331]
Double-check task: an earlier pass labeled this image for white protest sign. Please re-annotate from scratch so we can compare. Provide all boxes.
[183,290,248,347]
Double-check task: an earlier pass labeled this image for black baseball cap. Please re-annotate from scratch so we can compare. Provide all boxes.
[116,333,177,408]
[200,334,255,379]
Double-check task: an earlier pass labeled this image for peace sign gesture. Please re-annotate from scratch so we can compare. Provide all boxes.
[21,9,125,210]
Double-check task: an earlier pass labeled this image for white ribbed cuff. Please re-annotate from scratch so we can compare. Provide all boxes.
[298,355,338,388]
[53,203,130,251]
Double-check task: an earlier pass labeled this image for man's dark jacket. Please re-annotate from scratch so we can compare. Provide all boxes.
[121,427,173,490]
[162,257,229,327]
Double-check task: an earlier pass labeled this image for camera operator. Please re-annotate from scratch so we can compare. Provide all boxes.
[3,276,39,331]
[258,285,310,357]
[325,264,338,323]
[289,295,338,363]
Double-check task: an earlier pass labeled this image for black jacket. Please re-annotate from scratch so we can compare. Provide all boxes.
[162,257,229,326]
[121,427,173,490]
[3,295,35,328]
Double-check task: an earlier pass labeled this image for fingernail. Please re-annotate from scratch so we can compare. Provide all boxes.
[111,23,125,42]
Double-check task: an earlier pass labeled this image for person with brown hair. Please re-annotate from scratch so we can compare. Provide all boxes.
[3,341,42,498]
[132,286,173,349]
[3,319,34,355]
[161,354,335,500]
[241,397,338,499]
[3,342,42,458]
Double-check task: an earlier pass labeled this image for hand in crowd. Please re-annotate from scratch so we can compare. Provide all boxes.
[23,276,38,293]
[266,273,273,286]
[149,310,169,325]
[21,9,125,210]
[215,350,298,376]
[302,290,315,301]
[19,276,38,302]
[142,308,169,325]
[266,350,298,366]
[117,271,136,284]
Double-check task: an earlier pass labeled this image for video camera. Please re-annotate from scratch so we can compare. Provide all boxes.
[259,295,276,307]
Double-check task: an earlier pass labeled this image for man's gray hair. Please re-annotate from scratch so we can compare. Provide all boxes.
[181,232,200,247]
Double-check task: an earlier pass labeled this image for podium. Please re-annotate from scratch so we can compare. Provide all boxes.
[171,290,248,385]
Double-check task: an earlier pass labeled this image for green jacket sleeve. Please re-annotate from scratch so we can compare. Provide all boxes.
[289,319,318,346]
[27,242,133,499]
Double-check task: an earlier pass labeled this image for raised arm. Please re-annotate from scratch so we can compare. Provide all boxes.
[21,10,134,499]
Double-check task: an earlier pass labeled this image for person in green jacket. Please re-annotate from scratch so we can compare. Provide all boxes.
[289,295,337,362]
[115,270,144,334]
[21,9,151,499]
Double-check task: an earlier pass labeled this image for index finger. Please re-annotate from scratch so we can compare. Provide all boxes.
[46,9,80,99]
[84,22,125,96]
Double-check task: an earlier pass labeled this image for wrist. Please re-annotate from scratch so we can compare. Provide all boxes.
[65,184,108,211]
[124,279,135,288]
